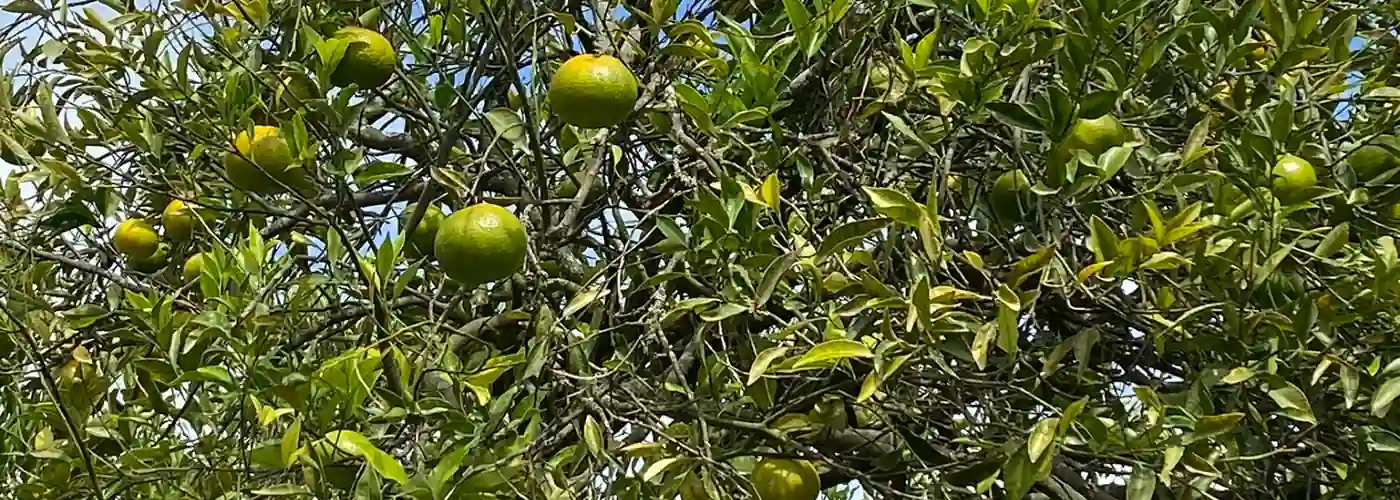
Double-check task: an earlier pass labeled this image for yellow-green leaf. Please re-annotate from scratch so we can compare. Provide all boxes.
[323,430,409,485]
[760,173,780,209]
[791,339,873,370]
[1222,367,1255,384]
[1267,383,1316,424]
[281,419,301,469]
[1027,417,1059,463]
[747,347,789,386]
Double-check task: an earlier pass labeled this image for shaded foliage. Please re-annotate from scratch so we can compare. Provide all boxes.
[2,0,1400,498]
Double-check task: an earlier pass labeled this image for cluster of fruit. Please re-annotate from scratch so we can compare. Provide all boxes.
[985,113,1383,223]
[114,23,647,288]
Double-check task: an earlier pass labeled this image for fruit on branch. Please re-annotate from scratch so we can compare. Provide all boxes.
[114,219,160,259]
[1349,135,1400,182]
[128,244,169,273]
[549,54,639,129]
[750,458,820,500]
[162,199,197,241]
[223,126,306,194]
[403,204,445,259]
[1063,115,1130,158]
[990,169,1032,223]
[184,253,206,282]
[434,203,527,286]
[330,26,397,89]
[1271,154,1318,204]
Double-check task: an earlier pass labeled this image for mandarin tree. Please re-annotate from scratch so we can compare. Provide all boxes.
[3,0,1400,499]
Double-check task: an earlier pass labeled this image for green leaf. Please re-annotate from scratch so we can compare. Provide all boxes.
[323,430,409,485]
[995,284,1021,312]
[1127,466,1156,500]
[37,81,68,145]
[997,301,1019,356]
[1097,145,1134,180]
[177,366,234,387]
[972,323,996,371]
[1160,446,1183,483]
[465,367,506,404]
[1026,417,1059,463]
[791,339,873,370]
[1316,223,1349,258]
[562,287,608,319]
[1002,448,1034,500]
[863,187,921,225]
[583,415,605,457]
[880,111,934,155]
[355,464,383,500]
[315,37,350,88]
[643,457,685,482]
[1270,96,1293,144]
[1372,378,1400,418]
[1342,365,1360,409]
[1268,383,1316,424]
[759,173,780,209]
[1222,367,1255,385]
[357,6,381,28]
[1010,248,1054,289]
[699,302,748,322]
[914,31,938,68]
[1252,245,1294,289]
[429,444,470,492]
[281,419,301,468]
[724,107,769,127]
[747,347,789,386]
[250,485,312,496]
[1060,398,1088,434]
[3,0,46,15]
[1141,199,1167,244]
[858,372,881,402]
[1088,216,1119,262]
[753,250,798,312]
[485,107,527,150]
[1079,90,1119,119]
[674,83,713,131]
[1182,114,1212,166]
[986,102,1044,132]
[815,218,888,262]
[1190,413,1244,442]
[354,161,412,185]
[62,304,108,329]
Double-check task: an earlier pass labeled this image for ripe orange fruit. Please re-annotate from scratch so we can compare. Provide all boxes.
[549,54,639,128]
[223,126,305,194]
[1349,135,1400,181]
[114,219,160,259]
[1271,154,1318,203]
[1063,115,1130,157]
[330,27,397,89]
[434,203,528,286]
[750,458,820,500]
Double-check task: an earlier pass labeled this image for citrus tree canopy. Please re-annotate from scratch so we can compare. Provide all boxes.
[3,0,1400,498]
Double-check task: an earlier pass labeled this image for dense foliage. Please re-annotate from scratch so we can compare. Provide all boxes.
[3,0,1400,498]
